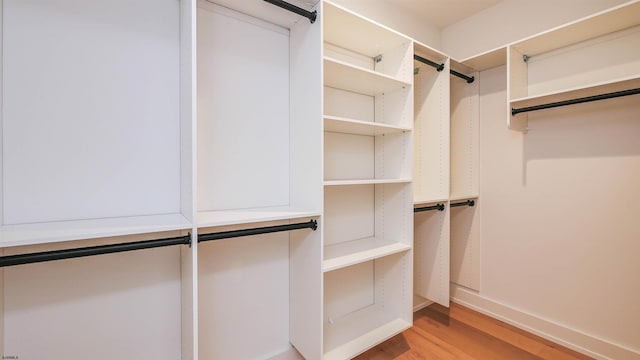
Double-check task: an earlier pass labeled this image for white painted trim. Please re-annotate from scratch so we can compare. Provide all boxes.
[450,285,640,360]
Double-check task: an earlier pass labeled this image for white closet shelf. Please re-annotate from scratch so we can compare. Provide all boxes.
[414,198,449,206]
[0,213,192,248]
[511,0,640,56]
[323,304,411,360]
[323,1,410,59]
[324,115,410,136]
[510,75,640,114]
[197,208,320,228]
[323,237,411,272]
[324,57,410,96]
[324,179,411,186]
[449,195,479,202]
[461,46,506,72]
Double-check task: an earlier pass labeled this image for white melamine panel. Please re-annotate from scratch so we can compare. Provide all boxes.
[507,46,529,131]
[324,87,374,121]
[198,230,290,359]
[413,58,450,203]
[510,0,640,57]
[209,0,318,29]
[323,253,412,359]
[373,86,414,128]
[289,217,322,360]
[450,74,480,200]
[414,206,450,307]
[197,3,290,211]
[324,57,410,97]
[324,132,374,180]
[374,183,413,246]
[197,208,321,228]
[324,236,411,272]
[2,0,181,224]
[289,6,323,215]
[0,214,192,248]
[461,47,507,72]
[324,116,410,136]
[324,185,374,246]
[324,261,374,324]
[3,243,182,360]
[450,203,480,291]
[525,26,640,98]
[323,1,411,60]
[374,132,412,180]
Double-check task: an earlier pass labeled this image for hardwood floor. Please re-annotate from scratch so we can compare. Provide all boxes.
[354,302,594,360]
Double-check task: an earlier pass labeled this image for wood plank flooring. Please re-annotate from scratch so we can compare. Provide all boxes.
[354,302,594,360]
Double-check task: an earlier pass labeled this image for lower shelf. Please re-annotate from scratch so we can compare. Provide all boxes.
[323,237,410,272]
[323,304,411,360]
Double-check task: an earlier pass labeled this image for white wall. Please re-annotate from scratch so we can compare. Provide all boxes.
[455,65,640,359]
[441,0,629,60]
[330,0,441,48]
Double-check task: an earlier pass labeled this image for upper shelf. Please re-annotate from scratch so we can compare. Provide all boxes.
[203,0,319,29]
[323,1,411,58]
[0,213,192,249]
[324,115,410,136]
[510,75,640,115]
[324,57,410,96]
[197,207,321,228]
[460,47,507,72]
[511,0,640,57]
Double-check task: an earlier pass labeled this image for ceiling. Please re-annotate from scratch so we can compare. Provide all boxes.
[385,0,503,28]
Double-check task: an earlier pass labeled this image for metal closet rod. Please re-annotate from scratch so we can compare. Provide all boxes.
[414,203,445,212]
[198,219,318,243]
[263,0,317,23]
[413,54,475,84]
[450,199,475,208]
[0,234,191,268]
[511,87,640,116]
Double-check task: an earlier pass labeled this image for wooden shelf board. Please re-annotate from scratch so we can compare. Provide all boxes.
[0,213,192,248]
[323,304,411,360]
[510,75,640,111]
[324,56,410,96]
[197,208,320,228]
[460,46,507,72]
[324,115,410,136]
[511,0,640,56]
[324,179,411,186]
[323,237,411,272]
[324,1,410,58]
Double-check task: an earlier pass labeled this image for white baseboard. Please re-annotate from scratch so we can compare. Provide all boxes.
[450,285,640,360]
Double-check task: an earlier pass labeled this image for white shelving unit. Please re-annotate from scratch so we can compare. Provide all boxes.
[507,0,640,131]
[412,42,452,311]
[322,2,414,358]
[196,1,322,359]
[0,0,196,358]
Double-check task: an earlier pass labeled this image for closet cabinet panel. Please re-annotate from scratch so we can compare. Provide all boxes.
[196,0,321,228]
[507,1,640,131]
[322,2,413,357]
[0,0,194,247]
[196,1,322,359]
[2,233,183,360]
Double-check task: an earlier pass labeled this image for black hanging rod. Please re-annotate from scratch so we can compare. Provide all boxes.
[511,87,640,116]
[263,0,317,23]
[198,219,318,243]
[450,199,475,208]
[414,203,445,212]
[0,234,191,268]
[414,54,444,72]
[450,69,475,84]
[413,54,474,84]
